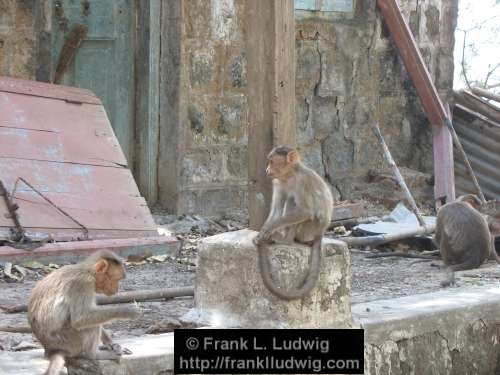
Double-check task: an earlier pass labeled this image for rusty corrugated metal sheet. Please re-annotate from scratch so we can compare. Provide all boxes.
[0,76,157,241]
[453,103,500,199]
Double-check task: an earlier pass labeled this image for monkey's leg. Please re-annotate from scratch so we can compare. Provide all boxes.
[100,329,132,355]
[441,254,483,287]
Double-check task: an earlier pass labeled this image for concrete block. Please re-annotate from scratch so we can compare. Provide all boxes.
[354,286,500,375]
[195,229,353,328]
[0,333,174,375]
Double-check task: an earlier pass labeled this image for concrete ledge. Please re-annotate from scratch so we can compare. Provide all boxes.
[0,236,181,264]
[0,333,174,375]
[354,286,500,375]
[195,229,353,328]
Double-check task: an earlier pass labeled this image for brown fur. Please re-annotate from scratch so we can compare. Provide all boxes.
[253,146,333,300]
[27,250,140,375]
[435,195,500,287]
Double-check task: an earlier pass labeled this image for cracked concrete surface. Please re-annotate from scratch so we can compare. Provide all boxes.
[355,286,500,374]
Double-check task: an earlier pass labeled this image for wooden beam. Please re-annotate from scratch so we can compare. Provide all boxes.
[246,0,296,230]
[135,0,161,204]
[433,104,455,207]
[158,0,183,211]
[376,0,457,205]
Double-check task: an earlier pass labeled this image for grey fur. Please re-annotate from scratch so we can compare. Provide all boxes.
[27,250,139,374]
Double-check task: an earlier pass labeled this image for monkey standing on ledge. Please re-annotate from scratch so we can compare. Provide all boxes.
[253,146,333,300]
[28,250,140,375]
[435,194,500,287]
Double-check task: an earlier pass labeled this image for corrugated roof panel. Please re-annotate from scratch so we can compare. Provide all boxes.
[454,105,500,199]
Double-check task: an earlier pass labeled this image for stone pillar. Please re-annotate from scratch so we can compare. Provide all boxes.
[195,229,353,328]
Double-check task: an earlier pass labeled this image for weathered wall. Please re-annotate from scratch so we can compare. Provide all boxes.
[0,0,458,215]
[354,286,500,375]
[295,0,457,201]
[0,0,38,79]
[159,0,249,215]
[165,0,457,214]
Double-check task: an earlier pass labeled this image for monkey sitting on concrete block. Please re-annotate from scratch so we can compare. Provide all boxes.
[28,250,140,375]
[253,146,334,300]
[435,194,500,287]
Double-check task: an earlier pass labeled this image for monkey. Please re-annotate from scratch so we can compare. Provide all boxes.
[435,194,500,287]
[253,146,333,300]
[27,249,140,375]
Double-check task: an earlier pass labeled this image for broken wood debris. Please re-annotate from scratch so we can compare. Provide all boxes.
[371,123,426,227]
[0,325,32,334]
[339,223,435,248]
[0,180,24,242]
[0,286,195,314]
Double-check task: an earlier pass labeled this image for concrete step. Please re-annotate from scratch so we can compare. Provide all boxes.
[0,333,174,375]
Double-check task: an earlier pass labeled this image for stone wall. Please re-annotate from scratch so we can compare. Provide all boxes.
[295,0,457,201]
[0,0,458,215]
[162,0,249,215]
[169,0,457,214]
[0,0,37,79]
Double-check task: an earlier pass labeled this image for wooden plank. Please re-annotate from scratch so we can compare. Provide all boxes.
[158,0,182,211]
[0,127,124,168]
[433,104,455,206]
[0,76,100,104]
[246,0,296,230]
[135,0,161,203]
[0,192,152,230]
[0,236,180,264]
[332,202,367,221]
[376,0,456,206]
[0,159,140,196]
[0,228,157,242]
[0,93,127,166]
[455,90,500,124]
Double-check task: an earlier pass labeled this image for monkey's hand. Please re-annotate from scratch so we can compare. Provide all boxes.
[253,230,272,246]
[118,303,142,320]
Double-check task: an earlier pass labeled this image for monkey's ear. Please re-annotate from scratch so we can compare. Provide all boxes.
[95,258,109,274]
[286,150,300,164]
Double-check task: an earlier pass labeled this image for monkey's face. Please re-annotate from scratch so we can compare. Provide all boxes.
[95,262,125,296]
[266,154,291,179]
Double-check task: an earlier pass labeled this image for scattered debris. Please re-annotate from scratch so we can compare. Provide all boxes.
[371,123,427,227]
[338,203,436,248]
[0,325,31,334]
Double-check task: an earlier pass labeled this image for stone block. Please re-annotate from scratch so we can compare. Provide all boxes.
[178,187,247,216]
[181,149,225,185]
[190,48,215,87]
[195,229,353,328]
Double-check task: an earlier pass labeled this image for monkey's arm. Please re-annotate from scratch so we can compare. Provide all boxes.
[70,291,139,330]
[257,207,310,243]
[262,182,286,225]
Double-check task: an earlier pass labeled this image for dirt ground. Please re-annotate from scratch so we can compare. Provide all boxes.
[2,172,500,352]
[2,225,500,353]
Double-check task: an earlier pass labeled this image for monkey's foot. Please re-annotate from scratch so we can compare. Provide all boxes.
[110,343,132,356]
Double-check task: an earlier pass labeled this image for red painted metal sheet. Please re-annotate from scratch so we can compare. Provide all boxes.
[0,236,181,264]
[0,91,126,167]
[0,76,100,105]
[0,76,157,241]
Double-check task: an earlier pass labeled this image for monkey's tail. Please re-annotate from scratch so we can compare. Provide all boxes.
[44,352,66,375]
[257,236,322,300]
